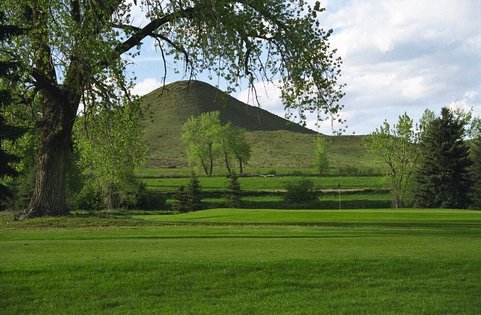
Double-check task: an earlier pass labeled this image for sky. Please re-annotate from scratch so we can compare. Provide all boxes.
[128,0,481,135]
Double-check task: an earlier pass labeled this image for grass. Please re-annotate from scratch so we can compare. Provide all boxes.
[142,175,385,192]
[2,209,481,314]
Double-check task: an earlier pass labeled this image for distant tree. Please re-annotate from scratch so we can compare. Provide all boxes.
[186,172,202,211]
[364,113,420,208]
[313,135,330,175]
[469,130,481,209]
[219,123,251,175]
[172,185,188,213]
[182,112,251,175]
[226,173,242,208]
[182,112,222,176]
[415,108,472,208]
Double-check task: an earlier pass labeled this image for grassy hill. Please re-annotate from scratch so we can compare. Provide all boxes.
[141,80,377,171]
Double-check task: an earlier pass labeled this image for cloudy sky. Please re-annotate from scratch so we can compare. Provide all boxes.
[129,0,481,135]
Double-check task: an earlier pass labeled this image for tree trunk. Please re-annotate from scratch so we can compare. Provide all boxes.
[224,152,232,175]
[238,157,244,174]
[208,143,214,176]
[16,95,76,219]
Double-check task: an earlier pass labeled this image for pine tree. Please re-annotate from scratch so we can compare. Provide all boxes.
[172,185,188,213]
[186,172,202,211]
[415,108,472,208]
[226,173,242,208]
[0,14,24,208]
[469,135,481,209]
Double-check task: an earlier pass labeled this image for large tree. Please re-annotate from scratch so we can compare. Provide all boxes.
[1,0,343,218]
[415,107,472,208]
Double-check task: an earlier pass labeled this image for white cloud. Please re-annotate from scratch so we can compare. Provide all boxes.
[234,81,284,115]
[315,0,481,134]
[131,78,163,96]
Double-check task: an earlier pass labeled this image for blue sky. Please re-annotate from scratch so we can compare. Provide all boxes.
[127,0,481,135]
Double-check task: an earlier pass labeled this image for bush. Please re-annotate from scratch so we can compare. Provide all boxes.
[283,178,319,207]
[136,185,166,210]
[74,182,104,211]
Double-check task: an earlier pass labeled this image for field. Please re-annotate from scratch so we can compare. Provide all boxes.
[2,209,481,314]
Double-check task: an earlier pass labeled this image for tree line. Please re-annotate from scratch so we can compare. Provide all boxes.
[364,107,481,209]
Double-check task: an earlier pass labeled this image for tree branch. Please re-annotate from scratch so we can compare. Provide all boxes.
[114,7,194,56]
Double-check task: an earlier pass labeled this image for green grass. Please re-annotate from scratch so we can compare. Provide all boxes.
[142,175,385,192]
[2,209,481,314]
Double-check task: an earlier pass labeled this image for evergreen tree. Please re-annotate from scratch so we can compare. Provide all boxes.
[186,172,202,211]
[0,13,24,208]
[415,107,472,208]
[172,185,188,213]
[469,134,481,209]
[226,173,242,208]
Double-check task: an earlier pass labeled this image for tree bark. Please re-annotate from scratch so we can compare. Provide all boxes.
[238,157,244,174]
[16,94,77,219]
[224,152,232,175]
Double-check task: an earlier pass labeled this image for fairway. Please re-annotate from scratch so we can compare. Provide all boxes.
[2,209,481,314]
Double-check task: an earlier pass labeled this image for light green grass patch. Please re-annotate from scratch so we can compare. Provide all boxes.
[2,209,481,314]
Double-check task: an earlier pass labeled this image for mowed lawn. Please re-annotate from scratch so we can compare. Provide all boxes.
[1,209,481,314]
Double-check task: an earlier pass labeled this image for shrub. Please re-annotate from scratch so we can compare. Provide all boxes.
[283,178,319,207]
[136,185,166,210]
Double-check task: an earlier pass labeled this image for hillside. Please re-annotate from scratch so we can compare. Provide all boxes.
[141,80,376,171]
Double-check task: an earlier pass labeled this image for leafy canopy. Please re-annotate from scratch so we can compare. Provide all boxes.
[1,0,343,125]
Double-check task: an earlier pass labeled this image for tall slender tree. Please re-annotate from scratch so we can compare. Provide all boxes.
[0,12,24,208]
[2,1,344,218]
[364,113,420,208]
[415,108,472,208]
[313,135,330,175]
[469,132,481,209]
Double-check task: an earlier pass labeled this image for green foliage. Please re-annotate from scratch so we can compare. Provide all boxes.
[182,111,223,175]
[469,134,481,209]
[313,135,330,174]
[182,111,251,175]
[226,173,242,208]
[135,184,167,211]
[283,178,319,207]
[172,185,188,213]
[2,0,344,217]
[364,113,420,208]
[415,108,472,208]
[186,172,202,211]
[75,103,147,210]
[219,123,251,174]
[0,13,24,208]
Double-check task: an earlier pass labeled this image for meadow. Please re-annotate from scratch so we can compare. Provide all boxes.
[2,209,481,314]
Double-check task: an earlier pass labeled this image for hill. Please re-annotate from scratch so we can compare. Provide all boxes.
[141,80,376,171]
